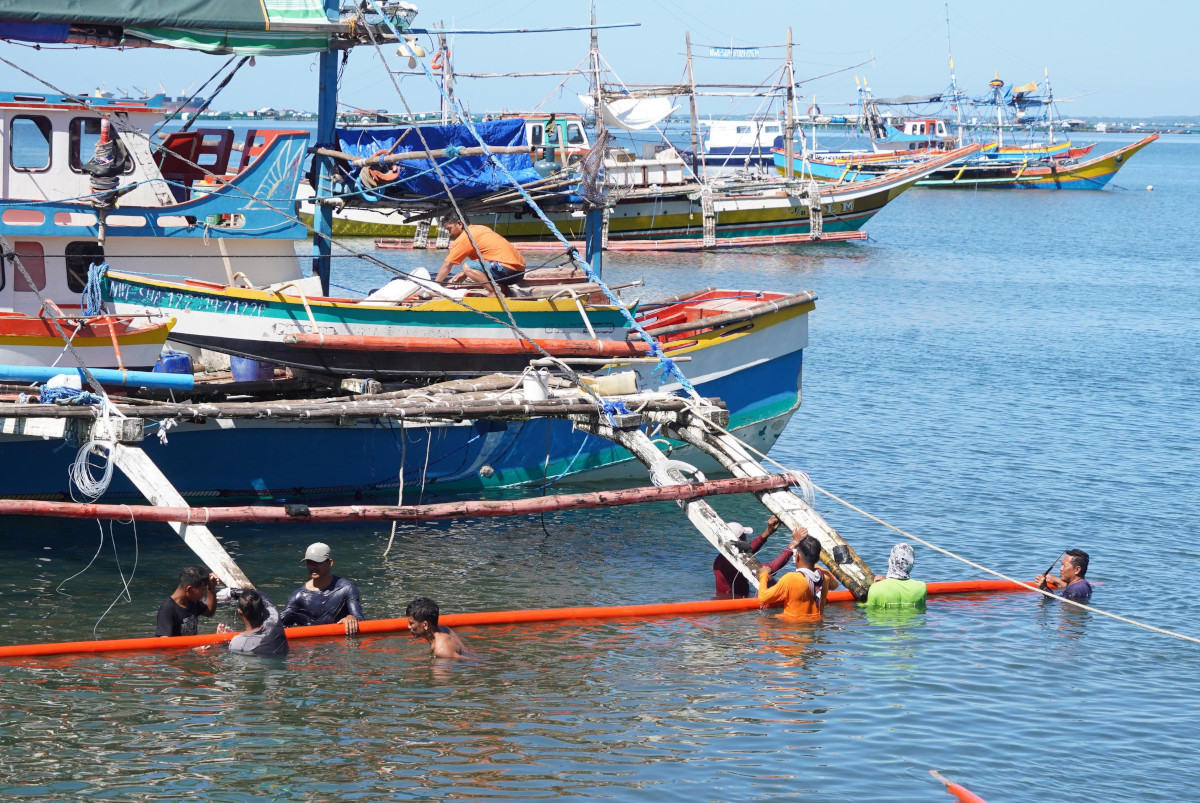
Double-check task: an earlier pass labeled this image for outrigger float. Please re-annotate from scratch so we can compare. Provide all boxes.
[0,580,1031,659]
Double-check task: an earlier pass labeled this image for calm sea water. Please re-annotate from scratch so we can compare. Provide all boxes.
[1,134,1197,801]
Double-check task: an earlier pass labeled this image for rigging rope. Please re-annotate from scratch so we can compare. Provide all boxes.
[681,399,1200,647]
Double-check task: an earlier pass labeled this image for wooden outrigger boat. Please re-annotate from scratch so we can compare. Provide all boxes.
[0,310,172,369]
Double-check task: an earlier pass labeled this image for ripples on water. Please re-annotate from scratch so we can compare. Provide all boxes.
[1,136,1198,801]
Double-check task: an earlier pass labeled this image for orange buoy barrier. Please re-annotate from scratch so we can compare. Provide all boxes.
[0,580,1031,659]
[281,334,651,357]
[931,770,989,803]
[0,474,793,524]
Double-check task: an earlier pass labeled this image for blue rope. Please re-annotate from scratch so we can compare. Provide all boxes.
[365,0,700,399]
[81,261,108,315]
[40,385,102,405]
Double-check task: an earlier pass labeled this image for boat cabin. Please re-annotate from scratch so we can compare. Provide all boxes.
[0,92,308,314]
[700,119,783,155]
[523,113,590,165]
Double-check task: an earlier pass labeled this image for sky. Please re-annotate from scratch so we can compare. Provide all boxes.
[0,1,1192,119]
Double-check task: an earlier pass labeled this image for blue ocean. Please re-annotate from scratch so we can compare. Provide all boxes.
[0,133,1195,801]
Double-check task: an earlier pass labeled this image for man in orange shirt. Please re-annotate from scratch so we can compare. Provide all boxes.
[434,215,525,294]
[757,534,839,620]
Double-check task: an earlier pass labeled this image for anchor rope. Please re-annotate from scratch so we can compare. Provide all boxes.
[681,399,1200,647]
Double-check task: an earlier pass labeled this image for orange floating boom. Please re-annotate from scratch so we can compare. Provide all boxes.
[931,770,989,803]
[0,580,1032,659]
[282,334,651,357]
[0,474,793,524]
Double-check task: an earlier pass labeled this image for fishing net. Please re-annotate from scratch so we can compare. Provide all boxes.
[575,128,610,209]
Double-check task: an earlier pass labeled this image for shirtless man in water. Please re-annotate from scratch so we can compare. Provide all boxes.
[406,596,464,659]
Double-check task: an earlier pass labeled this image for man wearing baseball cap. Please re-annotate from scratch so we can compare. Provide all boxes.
[278,542,365,635]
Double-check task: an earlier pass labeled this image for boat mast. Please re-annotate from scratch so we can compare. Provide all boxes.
[311,0,340,295]
[589,1,604,138]
[1044,67,1055,145]
[945,3,963,146]
[685,31,702,179]
[784,27,795,179]
[438,23,456,124]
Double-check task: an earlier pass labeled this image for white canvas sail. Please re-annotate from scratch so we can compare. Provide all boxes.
[577,95,678,131]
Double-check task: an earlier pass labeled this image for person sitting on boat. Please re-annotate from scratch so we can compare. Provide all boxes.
[217,589,289,657]
[434,215,526,295]
[1035,548,1092,602]
[279,543,365,635]
[714,516,804,598]
[757,535,839,621]
[865,543,927,609]
[155,565,218,637]
[406,596,464,659]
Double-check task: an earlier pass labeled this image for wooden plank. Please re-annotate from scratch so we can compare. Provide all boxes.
[662,414,875,600]
[109,444,253,589]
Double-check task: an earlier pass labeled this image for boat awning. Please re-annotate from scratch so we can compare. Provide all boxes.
[0,0,376,55]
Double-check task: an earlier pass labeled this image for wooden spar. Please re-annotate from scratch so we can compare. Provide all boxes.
[658,413,874,600]
[0,393,698,422]
[109,444,252,589]
[573,415,769,590]
[643,292,817,337]
[784,27,795,180]
[0,474,794,524]
[310,144,533,168]
[684,32,702,180]
[280,334,652,357]
[0,581,1035,659]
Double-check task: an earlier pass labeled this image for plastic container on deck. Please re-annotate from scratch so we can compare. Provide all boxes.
[230,356,276,382]
[153,350,193,375]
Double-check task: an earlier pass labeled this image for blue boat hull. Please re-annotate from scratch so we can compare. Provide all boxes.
[0,343,804,500]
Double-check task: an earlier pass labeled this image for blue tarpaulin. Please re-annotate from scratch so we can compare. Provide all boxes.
[0,21,68,43]
[336,118,541,202]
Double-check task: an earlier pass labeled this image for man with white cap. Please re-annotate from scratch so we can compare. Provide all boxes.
[713,516,804,598]
[865,543,927,609]
[279,542,365,634]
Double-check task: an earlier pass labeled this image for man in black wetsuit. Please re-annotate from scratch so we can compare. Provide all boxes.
[279,543,365,635]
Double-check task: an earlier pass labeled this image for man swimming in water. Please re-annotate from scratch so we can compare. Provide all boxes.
[155,565,218,636]
[217,589,289,656]
[279,542,365,634]
[406,596,464,659]
[1035,548,1092,602]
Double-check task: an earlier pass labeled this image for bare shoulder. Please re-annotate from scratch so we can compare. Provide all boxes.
[432,626,465,659]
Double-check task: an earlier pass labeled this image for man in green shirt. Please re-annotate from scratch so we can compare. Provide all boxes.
[865,543,927,608]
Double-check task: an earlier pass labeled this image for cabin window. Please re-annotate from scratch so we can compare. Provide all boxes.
[12,241,45,291]
[545,124,559,144]
[765,126,779,133]
[937,122,946,135]
[529,124,543,145]
[11,115,52,171]
[736,125,751,134]
[69,117,134,174]
[918,123,926,135]
[566,123,585,145]
[65,241,104,293]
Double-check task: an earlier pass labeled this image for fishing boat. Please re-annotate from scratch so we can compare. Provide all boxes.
[0,5,819,502]
[0,310,173,369]
[781,73,1152,190]
[307,111,979,246]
